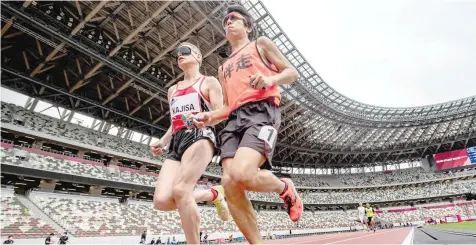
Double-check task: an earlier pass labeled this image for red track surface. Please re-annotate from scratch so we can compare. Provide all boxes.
[257,228,412,244]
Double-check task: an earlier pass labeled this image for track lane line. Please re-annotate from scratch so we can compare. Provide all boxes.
[401,227,415,245]
[322,228,411,244]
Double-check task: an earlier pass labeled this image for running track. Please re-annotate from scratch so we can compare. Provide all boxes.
[253,227,414,244]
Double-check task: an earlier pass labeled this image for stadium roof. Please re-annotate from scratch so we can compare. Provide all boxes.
[1,0,475,168]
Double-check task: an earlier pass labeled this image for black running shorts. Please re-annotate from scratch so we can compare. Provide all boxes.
[219,99,281,169]
[166,127,217,161]
[367,216,374,225]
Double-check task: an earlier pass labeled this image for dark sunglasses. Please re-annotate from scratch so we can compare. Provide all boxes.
[222,13,246,27]
[174,46,198,57]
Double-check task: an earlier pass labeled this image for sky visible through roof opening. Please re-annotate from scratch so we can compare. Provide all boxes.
[262,0,476,107]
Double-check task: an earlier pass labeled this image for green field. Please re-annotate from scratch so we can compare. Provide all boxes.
[430,221,476,231]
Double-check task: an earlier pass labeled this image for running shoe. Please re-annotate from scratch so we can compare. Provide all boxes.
[212,185,230,221]
[279,178,303,222]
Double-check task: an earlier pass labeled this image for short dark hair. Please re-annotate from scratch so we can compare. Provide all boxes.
[226,5,255,39]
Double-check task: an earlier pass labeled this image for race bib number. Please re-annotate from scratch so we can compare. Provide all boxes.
[170,93,200,117]
[258,125,277,149]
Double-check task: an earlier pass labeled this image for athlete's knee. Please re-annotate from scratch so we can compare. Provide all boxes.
[153,195,175,211]
[221,173,234,190]
[225,163,256,189]
[172,183,193,203]
[231,168,256,189]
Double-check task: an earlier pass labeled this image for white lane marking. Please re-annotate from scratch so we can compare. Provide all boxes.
[402,227,415,245]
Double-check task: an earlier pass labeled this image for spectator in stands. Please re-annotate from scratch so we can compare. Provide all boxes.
[59,232,68,244]
[3,236,14,244]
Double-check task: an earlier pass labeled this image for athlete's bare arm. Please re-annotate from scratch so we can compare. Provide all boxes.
[160,126,173,145]
[203,76,224,111]
[151,87,175,154]
[253,36,298,87]
[197,67,230,126]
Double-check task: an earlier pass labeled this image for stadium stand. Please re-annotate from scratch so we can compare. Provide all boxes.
[1,102,164,162]
[2,145,475,205]
[2,189,475,240]
[249,180,476,203]
[2,100,476,189]
[0,189,56,239]
[3,105,474,243]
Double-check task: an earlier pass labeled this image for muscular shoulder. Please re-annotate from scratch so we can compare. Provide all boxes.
[203,76,219,85]
[256,36,275,51]
[202,76,220,90]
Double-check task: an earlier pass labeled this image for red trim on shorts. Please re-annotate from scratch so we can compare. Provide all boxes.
[263,140,267,158]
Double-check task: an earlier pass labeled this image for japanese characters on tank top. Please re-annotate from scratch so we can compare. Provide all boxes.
[221,40,281,113]
[169,76,211,134]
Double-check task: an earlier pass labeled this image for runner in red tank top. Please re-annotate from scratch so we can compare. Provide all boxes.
[188,5,303,244]
[150,42,230,244]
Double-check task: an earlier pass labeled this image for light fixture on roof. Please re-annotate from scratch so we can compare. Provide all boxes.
[45,5,53,14]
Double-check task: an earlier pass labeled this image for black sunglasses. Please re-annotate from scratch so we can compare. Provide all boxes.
[174,46,198,57]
